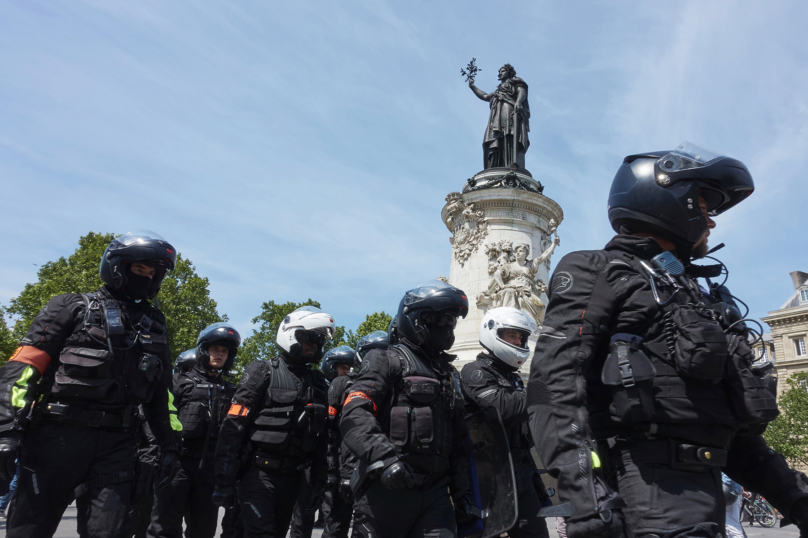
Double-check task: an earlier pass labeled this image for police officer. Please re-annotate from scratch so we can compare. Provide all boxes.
[461,307,550,538]
[213,306,334,538]
[340,280,477,538]
[148,323,240,538]
[173,348,197,381]
[527,143,808,538]
[0,230,182,537]
[322,339,387,538]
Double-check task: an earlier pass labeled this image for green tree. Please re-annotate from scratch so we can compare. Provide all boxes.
[4,231,225,363]
[764,373,808,467]
[0,306,17,367]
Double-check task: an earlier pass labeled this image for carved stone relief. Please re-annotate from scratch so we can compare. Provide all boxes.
[445,192,489,266]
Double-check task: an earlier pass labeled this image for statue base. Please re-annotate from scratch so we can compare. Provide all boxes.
[441,168,564,373]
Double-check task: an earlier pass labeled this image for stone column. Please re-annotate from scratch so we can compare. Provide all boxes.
[441,168,564,371]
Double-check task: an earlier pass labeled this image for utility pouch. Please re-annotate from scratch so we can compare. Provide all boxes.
[130,353,163,402]
[666,304,728,383]
[390,406,410,448]
[724,333,779,425]
[178,402,209,439]
[404,377,440,404]
[54,347,117,401]
[601,335,656,423]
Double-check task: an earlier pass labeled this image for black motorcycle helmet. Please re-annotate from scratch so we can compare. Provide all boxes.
[99,230,177,301]
[395,280,468,350]
[388,318,400,347]
[320,345,355,381]
[196,322,241,373]
[355,330,389,367]
[608,142,754,260]
[174,348,197,375]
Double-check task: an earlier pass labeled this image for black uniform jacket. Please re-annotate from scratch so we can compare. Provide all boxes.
[214,355,329,488]
[461,353,533,458]
[173,363,235,457]
[0,286,180,447]
[327,372,358,481]
[526,234,808,520]
[339,342,472,498]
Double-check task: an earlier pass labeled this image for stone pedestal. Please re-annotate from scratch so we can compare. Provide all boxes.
[441,168,564,371]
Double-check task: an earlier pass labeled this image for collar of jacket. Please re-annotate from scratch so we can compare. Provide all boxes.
[476,352,519,374]
[279,353,312,375]
[603,234,665,260]
[401,339,457,365]
[192,363,221,382]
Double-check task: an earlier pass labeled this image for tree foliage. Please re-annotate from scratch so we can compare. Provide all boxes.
[2,231,225,364]
[0,308,16,368]
[764,373,808,468]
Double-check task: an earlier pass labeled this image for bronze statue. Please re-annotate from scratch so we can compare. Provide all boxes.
[466,63,530,170]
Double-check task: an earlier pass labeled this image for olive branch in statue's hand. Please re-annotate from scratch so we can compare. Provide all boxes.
[460,58,480,84]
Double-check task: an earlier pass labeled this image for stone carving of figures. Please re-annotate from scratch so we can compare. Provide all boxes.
[477,234,560,327]
[444,193,490,266]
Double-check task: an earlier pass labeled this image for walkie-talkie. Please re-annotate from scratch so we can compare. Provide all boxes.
[101,303,125,353]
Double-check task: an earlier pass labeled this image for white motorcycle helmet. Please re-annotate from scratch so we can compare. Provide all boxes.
[479,307,537,369]
[276,306,336,363]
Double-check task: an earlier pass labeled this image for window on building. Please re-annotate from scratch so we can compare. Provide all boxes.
[759,347,769,361]
[801,289,808,302]
[795,338,807,357]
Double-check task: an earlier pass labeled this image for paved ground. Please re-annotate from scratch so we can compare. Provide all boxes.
[0,506,800,537]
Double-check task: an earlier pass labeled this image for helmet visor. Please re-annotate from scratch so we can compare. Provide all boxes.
[421,311,458,328]
[496,328,530,349]
[657,142,722,174]
[116,230,167,245]
[405,280,456,305]
[295,329,327,347]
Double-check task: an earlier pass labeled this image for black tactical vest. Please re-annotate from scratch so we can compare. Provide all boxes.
[590,252,777,444]
[50,291,167,408]
[384,345,464,475]
[469,358,532,451]
[177,369,234,445]
[249,357,329,460]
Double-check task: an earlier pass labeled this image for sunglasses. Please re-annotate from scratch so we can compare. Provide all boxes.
[420,311,458,328]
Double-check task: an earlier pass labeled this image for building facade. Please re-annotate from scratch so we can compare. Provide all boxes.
[762,271,808,398]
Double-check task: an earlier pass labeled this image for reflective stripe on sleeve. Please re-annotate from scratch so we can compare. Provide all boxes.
[168,389,183,431]
[328,406,338,417]
[11,366,35,408]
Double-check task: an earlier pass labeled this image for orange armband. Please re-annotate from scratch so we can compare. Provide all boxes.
[344,391,377,413]
[227,403,249,417]
[9,346,51,375]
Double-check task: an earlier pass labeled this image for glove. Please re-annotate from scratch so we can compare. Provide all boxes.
[304,481,324,512]
[566,510,626,538]
[212,484,235,508]
[380,460,416,490]
[0,433,21,485]
[339,478,353,502]
[325,474,339,493]
[453,494,479,524]
[156,449,179,489]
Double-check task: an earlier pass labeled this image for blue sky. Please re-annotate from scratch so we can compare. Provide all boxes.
[1,1,806,338]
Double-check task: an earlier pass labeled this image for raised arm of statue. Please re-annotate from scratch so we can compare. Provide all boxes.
[468,80,491,102]
[529,236,560,271]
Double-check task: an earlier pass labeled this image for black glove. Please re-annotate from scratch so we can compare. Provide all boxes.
[156,449,179,489]
[380,460,416,490]
[566,510,626,538]
[0,433,21,485]
[305,481,324,512]
[212,484,235,508]
[339,479,353,502]
[454,494,479,524]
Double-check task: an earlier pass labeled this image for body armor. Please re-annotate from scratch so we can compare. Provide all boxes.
[383,345,464,475]
[46,291,168,412]
[177,367,234,453]
[588,251,777,445]
[249,356,329,463]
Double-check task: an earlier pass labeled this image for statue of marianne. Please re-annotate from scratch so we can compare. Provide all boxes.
[468,64,530,170]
